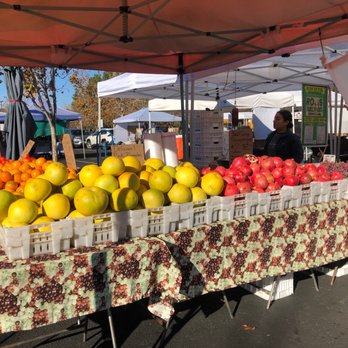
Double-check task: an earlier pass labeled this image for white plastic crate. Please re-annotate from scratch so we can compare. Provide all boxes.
[231,192,259,218]
[319,179,348,202]
[268,187,293,212]
[211,196,235,222]
[241,273,294,301]
[316,262,348,277]
[177,198,217,229]
[285,182,322,208]
[0,219,73,261]
[71,212,127,247]
[127,204,180,238]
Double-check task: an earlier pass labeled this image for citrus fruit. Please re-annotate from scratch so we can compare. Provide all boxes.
[24,177,52,203]
[61,179,83,200]
[44,162,69,186]
[110,188,138,211]
[43,193,70,220]
[139,170,152,187]
[122,156,141,173]
[144,158,164,170]
[168,183,192,204]
[32,216,55,232]
[7,198,38,224]
[94,174,119,194]
[149,170,173,193]
[136,183,149,201]
[74,186,109,216]
[118,172,140,191]
[0,190,16,222]
[78,164,103,187]
[68,210,86,219]
[141,189,165,209]
[162,165,176,179]
[190,186,207,202]
[175,166,199,188]
[101,156,125,176]
[201,172,224,196]
[141,165,155,173]
[1,217,27,228]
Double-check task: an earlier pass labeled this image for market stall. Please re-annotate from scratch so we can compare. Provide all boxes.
[0,199,347,334]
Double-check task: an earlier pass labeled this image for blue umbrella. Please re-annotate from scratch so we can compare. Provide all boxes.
[3,67,37,159]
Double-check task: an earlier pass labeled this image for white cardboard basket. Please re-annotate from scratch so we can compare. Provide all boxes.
[0,219,73,261]
[242,273,294,301]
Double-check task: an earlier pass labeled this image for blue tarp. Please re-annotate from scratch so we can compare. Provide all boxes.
[0,104,81,122]
[113,107,181,124]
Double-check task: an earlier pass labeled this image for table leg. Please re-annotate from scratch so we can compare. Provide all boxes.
[221,290,234,319]
[331,266,339,286]
[309,269,319,292]
[266,276,279,310]
[107,308,117,348]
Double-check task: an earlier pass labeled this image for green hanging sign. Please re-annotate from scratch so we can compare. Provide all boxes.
[301,84,328,146]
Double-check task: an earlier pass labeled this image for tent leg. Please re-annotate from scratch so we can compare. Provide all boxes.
[80,120,86,160]
[178,53,188,161]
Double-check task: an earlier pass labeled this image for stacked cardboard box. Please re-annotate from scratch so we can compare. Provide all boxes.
[190,111,224,168]
[223,127,253,162]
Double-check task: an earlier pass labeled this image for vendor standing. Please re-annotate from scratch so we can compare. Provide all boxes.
[264,110,304,163]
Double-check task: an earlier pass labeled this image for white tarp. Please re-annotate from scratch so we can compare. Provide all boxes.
[98,73,178,99]
[148,99,217,111]
[232,92,295,108]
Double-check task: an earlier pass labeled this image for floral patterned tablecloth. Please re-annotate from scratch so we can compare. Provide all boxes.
[0,238,181,334]
[156,200,348,302]
[1,200,347,334]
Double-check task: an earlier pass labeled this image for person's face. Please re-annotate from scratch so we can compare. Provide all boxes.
[273,112,289,132]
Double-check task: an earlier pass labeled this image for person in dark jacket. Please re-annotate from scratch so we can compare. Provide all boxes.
[264,110,304,163]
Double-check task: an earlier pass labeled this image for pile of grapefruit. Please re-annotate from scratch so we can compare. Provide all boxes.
[0,155,225,229]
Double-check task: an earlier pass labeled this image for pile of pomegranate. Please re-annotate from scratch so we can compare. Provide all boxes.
[201,155,345,196]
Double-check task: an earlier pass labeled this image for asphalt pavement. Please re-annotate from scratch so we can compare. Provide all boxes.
[1,270,348,348]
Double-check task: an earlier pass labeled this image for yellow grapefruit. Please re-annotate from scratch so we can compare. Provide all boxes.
[101,156,125,176]
[7,198,38,224]
[175,166,199,188]
[44,162,69,186]
[74,186,109,216]
[68,210,86,219]
[94,174,119,194]
[144,158,164,170]
[141,189,165,209]
[1,217,27,228]
[78,164,103,187]
[168,183,192,204]
[149,170,173,193]
[136,183,149,201]
[118,172,140,191]
[141,165,155,173]
[191,186,207,202]
[162,165,176,179]
[61,179,83,200]
[43,193,70,220]
[110,188,138,211]
[32,216,55,232]
[24,178,52,203]
[139,170,152,187]
[0,190,16,222]
[201,172,224,196]
[122,156,141,173]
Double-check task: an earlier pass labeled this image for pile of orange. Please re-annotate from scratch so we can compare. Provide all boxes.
[0,156,76,194]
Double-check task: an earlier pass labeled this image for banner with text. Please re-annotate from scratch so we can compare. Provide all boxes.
[301,84,328,146]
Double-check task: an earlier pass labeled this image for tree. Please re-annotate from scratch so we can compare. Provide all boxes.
[23,67,69,162]
[69,70,147,129]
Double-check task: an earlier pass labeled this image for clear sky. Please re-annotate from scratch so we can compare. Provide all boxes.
[0,69,94,110]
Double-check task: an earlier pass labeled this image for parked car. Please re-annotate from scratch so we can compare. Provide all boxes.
[85,128,114,149]
[31,136,64,159]
[65,128,91,148]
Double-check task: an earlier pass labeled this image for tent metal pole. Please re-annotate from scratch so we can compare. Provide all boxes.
[98,97,102,130]
[334,91,338,158]
[80,119,86,159]
[338,95,343,161]
[149,111,152,133]
[185,79,189,160]
[328,89,333,155]
[190,80,195,161]
[178,54,188,161]
[291,105,295,134]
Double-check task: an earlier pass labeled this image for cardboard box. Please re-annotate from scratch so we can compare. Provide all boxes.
[223,128,253,161]
[111,144,144,164]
